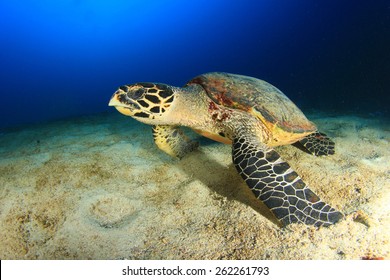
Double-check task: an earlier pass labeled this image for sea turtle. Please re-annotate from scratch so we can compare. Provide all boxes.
[108,72,343,227]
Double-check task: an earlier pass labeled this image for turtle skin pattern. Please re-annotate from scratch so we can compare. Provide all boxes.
[152,125,199,158]
[232,136,343,226]
[298,131,335,156]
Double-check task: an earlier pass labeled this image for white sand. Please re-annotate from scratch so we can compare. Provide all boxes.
[0,112,389,259]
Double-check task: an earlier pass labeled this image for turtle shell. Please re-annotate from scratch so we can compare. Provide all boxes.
[187,72,316,137]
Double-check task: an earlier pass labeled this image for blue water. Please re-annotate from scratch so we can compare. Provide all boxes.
[1,0,389,129]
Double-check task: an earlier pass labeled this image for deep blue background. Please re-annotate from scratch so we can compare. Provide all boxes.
[1,0,389,129]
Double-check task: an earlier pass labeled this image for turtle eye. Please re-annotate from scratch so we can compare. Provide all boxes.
[128,88,145,100]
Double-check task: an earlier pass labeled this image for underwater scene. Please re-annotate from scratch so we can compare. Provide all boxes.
[0,0,389,260]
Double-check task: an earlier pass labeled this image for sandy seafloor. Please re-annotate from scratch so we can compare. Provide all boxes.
[0,111,389,260]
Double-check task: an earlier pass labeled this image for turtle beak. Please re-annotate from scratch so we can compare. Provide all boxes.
[109,91,140,117]
[108,93,122,107]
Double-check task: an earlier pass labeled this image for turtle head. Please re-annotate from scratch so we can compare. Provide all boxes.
[109,82,176,124]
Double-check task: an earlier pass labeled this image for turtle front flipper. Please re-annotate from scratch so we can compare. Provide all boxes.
[296,131,335,156]
[232,134,343,227]
[152,125,199,159]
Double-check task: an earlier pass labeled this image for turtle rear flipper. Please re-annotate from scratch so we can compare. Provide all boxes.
[232,134,343,227]
[152,125,199,159]
[296,131,335,156]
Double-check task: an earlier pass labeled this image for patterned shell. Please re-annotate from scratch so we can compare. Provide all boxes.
[187,72,316,134]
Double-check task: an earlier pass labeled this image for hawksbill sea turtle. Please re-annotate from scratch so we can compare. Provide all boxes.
[109,72,343,227]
